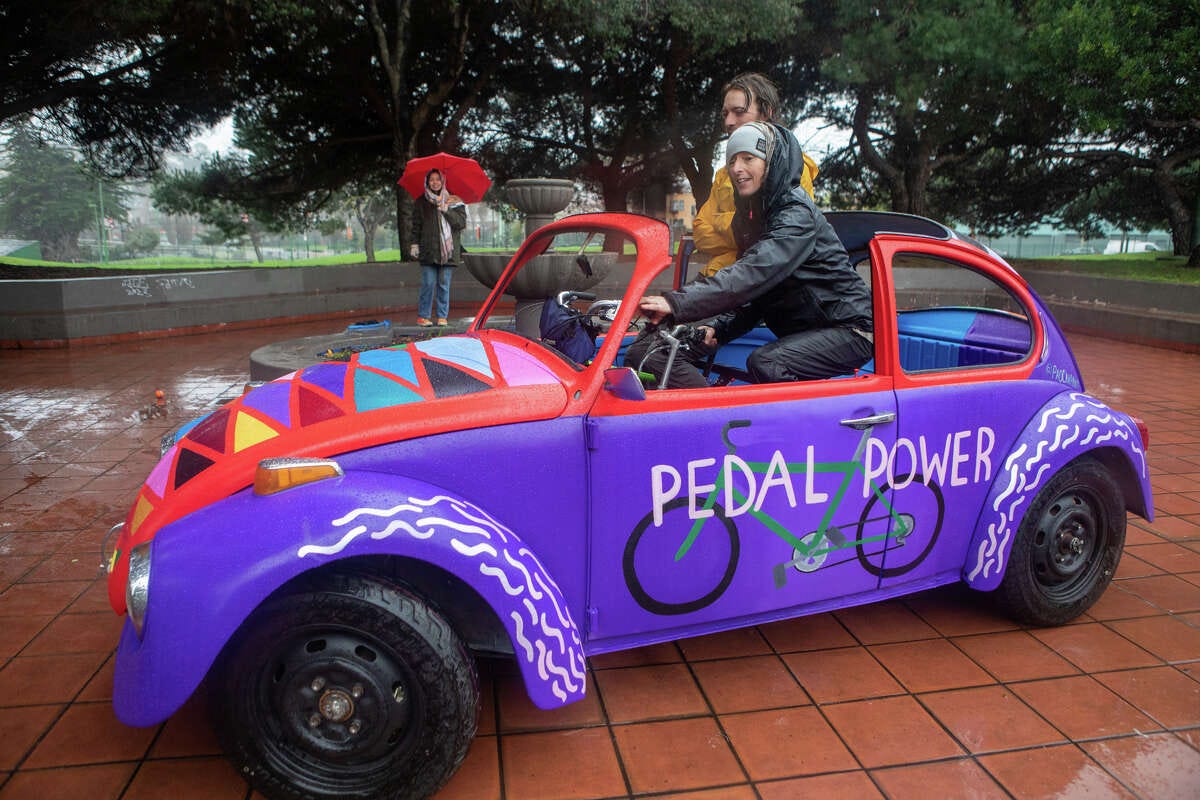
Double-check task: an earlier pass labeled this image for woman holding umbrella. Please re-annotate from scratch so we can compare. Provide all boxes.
[410,169,467,326]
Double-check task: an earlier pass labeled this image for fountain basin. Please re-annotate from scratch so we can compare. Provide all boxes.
[461,252,616,299]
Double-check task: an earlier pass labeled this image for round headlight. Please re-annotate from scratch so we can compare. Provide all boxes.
[126,542,152,639]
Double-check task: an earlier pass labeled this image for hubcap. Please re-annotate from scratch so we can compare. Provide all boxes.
[318,688,355,723]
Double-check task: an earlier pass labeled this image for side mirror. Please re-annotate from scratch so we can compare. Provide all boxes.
[603,367,646,401]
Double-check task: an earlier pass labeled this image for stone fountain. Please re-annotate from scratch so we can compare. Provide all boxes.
[248,178,614,380]
[462,178,615,337]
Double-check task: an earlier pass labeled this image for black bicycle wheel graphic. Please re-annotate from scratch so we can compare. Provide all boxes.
[855,476,944,578]
[623,497,740,616]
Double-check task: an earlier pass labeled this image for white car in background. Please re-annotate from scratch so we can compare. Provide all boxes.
[1104,239,1160,254]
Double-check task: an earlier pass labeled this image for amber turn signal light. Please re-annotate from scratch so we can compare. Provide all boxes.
[254,458,344,495]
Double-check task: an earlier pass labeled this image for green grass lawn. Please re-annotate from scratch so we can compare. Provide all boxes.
[1012,252,1199,285]
[0,243,619,272]
[5,246,1196,284]
[1,249,413,270]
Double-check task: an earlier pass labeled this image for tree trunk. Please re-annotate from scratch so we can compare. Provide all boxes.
[662,34,716,207]
[1150,159,1194,263]
[1190,193,1200,269]
[363,221,377,262]
[45,232,80,262]
[600,171,628,214]
[902,153,933,217]
[885,168,910,214]
[599,173,628,254]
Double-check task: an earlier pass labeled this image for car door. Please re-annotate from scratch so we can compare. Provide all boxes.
[582,378,897,648]
[872,238,1064,588]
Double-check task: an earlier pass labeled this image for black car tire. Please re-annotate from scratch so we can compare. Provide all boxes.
[991,459,1125,626]
[209,573,479,800]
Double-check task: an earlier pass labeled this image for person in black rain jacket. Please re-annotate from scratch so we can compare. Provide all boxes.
[634,120,873,386]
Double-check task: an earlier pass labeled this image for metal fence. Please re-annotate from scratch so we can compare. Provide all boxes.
[973,231,1174,259]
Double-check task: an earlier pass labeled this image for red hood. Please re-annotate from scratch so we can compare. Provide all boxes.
[107,334,568,613]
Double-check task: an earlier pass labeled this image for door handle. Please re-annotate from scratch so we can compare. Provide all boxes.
[840,411,896,430]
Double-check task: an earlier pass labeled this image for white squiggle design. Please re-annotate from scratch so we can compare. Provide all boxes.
[419,516,493,536]
[335,503,425,526]
[370,520,434,541]
[480,563,521,595]
[541,612,566,654]
[300,492,586,706]
[451,539,498,558]
[535,572,571,631]
[532,571,585,684]
[1025,439,1050,472]
[298,525,368,557]
[536,639,579,695]
[505,551,543,599]
[1049,424,1068,452]
[1062,426,1080,449]
[511,610,534,661]
[1037,401,1085,432]
[967,392,1147,583]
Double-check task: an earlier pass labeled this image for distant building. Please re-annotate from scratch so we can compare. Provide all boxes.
[665,191,698,234]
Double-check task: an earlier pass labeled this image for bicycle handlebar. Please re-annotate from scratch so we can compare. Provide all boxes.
[555,290,597,307]
[721,419,752,454]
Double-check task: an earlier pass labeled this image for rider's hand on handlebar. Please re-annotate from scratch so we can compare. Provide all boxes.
[697,325,717,348]
[638,296,672,324]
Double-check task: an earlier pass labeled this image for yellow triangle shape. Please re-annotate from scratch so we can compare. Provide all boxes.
[233,411,279,452]
[130,494,154,534]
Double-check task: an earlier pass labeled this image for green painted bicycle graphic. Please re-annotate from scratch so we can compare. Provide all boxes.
[623,418,944,616]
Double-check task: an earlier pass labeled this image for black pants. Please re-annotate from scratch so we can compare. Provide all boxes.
[624,326,873,388]
[747,327,873,382]
[623,330,714,389]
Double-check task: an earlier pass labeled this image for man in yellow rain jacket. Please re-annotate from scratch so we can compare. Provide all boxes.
[692,72,819,277]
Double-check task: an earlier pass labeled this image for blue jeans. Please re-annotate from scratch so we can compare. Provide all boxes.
[418,263,453,319]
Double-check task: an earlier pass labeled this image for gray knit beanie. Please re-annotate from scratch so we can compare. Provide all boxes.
[726,121,774,165]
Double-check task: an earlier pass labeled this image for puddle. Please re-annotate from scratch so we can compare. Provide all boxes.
[129,390,170,422]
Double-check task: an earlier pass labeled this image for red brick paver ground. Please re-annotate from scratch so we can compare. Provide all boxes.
[2,324,1199,799]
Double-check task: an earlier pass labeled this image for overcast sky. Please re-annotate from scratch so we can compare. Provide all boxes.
[191,115,851,167]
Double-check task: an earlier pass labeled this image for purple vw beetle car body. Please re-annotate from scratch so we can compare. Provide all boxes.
[105,211,1152,799]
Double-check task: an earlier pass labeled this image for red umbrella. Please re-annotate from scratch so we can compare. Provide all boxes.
[398,152,492,204]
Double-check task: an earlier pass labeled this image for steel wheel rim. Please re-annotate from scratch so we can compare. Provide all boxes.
[253,626,422,789]
[1030,486,1107,603]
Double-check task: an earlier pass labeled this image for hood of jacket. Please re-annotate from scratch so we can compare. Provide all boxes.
[754,121,806,216]
[664,122,873,335]
[729,121,807,255]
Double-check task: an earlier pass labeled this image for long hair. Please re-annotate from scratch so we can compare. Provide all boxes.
[721,72,780,122]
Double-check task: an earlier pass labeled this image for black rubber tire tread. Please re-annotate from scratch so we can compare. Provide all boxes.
[990,459,1126,627]
[209,572,479,800]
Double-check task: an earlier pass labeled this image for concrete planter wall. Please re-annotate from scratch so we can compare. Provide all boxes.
[2,258,1195,352]
[1013,266,1199,353]
[0,261,492,346]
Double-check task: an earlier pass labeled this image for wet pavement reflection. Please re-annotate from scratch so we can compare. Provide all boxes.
[1,322,1198,799]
